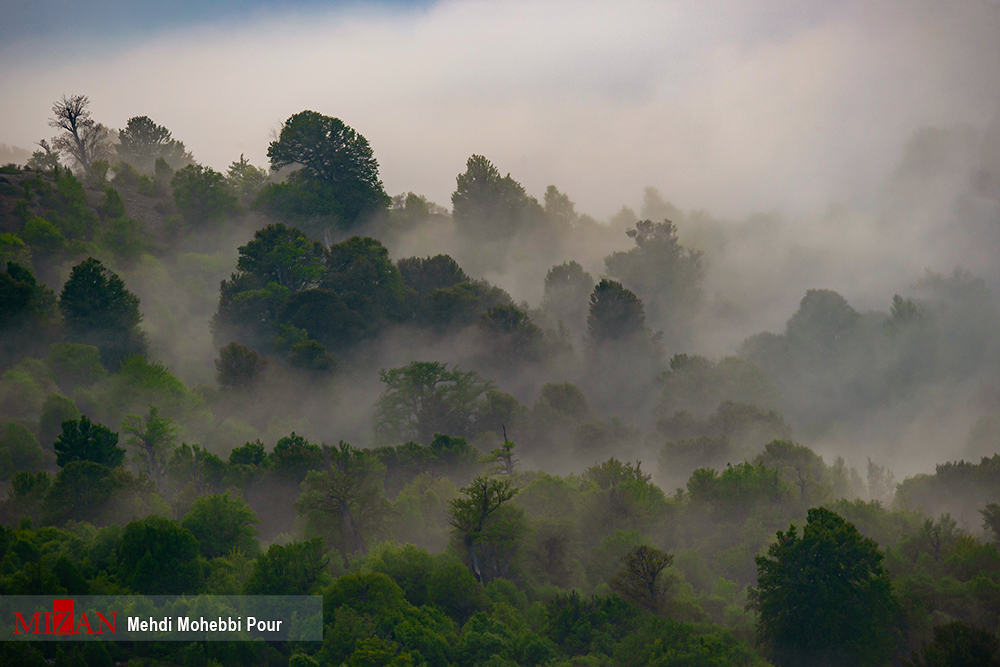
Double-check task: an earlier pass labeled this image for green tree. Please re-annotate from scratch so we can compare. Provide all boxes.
[0,262,59,360]
[226,154,269,204]
[604,219,703,343]
[609,544,676,614]
[543,260,594,338]
[586,279,651,346]
[0,423,46,480]
[243,538,327,595]
[119,515,203,594]
[53,415,125,468]
[265,110,389,228]
[215,342,269,390]
[182,492,261,558]
[58,257,147,369]
[754,440,832,506]
[397,254,469,296]
[904,620,1000,667]
[451,155,541,241]
[373,361,493,445]
[296,443,393,556]
[116,115,193,173]
[448,475,518,584]
[171,164,239,227]
[748,507,901,667]
[122,404,176,491]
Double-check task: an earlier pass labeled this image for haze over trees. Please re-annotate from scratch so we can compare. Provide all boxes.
[0,95,998,665]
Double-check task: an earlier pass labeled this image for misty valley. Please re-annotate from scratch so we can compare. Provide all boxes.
[0,95,999,667]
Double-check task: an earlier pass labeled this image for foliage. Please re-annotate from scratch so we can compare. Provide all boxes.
[53,415,125,468]
[587,279,650,345]
[215,342,269,390]
[748,507,901,667]
[265,110,389,228]
[244,537,328,595]
[59,257,147,369]
[0,423,46,480]
[116,115,192,172]
[452,155,541,241]
[543,260,595,338]
[904,619,1000,667]
[119,515,203,594]
[373,361,493,445]
[171,164,239,227]
[296,443,393,556]
[609,544,676,614]
[181,492,261,558]
[226,154,269,204]
[448,475,519,584]
[122,404,176,490]
[604,219,703,344]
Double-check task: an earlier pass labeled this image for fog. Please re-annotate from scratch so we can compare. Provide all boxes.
[3,0,1000,504]
[3,1,999,219]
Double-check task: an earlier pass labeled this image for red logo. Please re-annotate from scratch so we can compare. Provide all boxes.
[13,599,116,635]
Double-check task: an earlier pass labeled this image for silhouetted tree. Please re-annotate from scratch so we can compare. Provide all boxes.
[53,416,125,468]
[59,258,147,369]
[49,94,111,177]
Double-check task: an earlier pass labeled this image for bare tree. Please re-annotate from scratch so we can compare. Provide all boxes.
[49,94,111,176]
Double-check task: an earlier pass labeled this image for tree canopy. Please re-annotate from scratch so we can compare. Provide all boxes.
[748,507,900,667]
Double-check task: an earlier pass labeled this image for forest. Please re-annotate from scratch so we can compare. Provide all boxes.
[0,94,999,667]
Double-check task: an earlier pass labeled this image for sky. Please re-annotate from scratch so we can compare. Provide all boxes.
[1,0,999,220]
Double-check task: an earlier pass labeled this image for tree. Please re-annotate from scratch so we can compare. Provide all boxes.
[119,516,203,594]
[904,620,1000,667]
[543,261,594,338]
[398,254,469,296]
[243,538,328,595]
[265,110,389,227]
[448,475,518,584]
[122,404,176,491]
[586,279,651,346]
[27,139,61,171]
[753,440,832,506]
[295,442,393,556]
[609,544,676,614]
[226,154,269,204]
[451,154,541,241]
[0,423,46,480]
[59,258,147,369]
[236,223,326,293]
[747,507,901,667]
[116,116,193,173]
[215,342,269,390]
[49,95,111,177]
[53,415,125,468]
[604,219,703,343]
[373,361,493,445]
[171,164,239,227]
[182,492,261,559]
[0,262,59,362]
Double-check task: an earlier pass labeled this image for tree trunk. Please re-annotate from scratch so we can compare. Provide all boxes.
[465,535,483,584]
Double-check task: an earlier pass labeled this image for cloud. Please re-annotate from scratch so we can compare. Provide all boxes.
[1,0,998,219]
